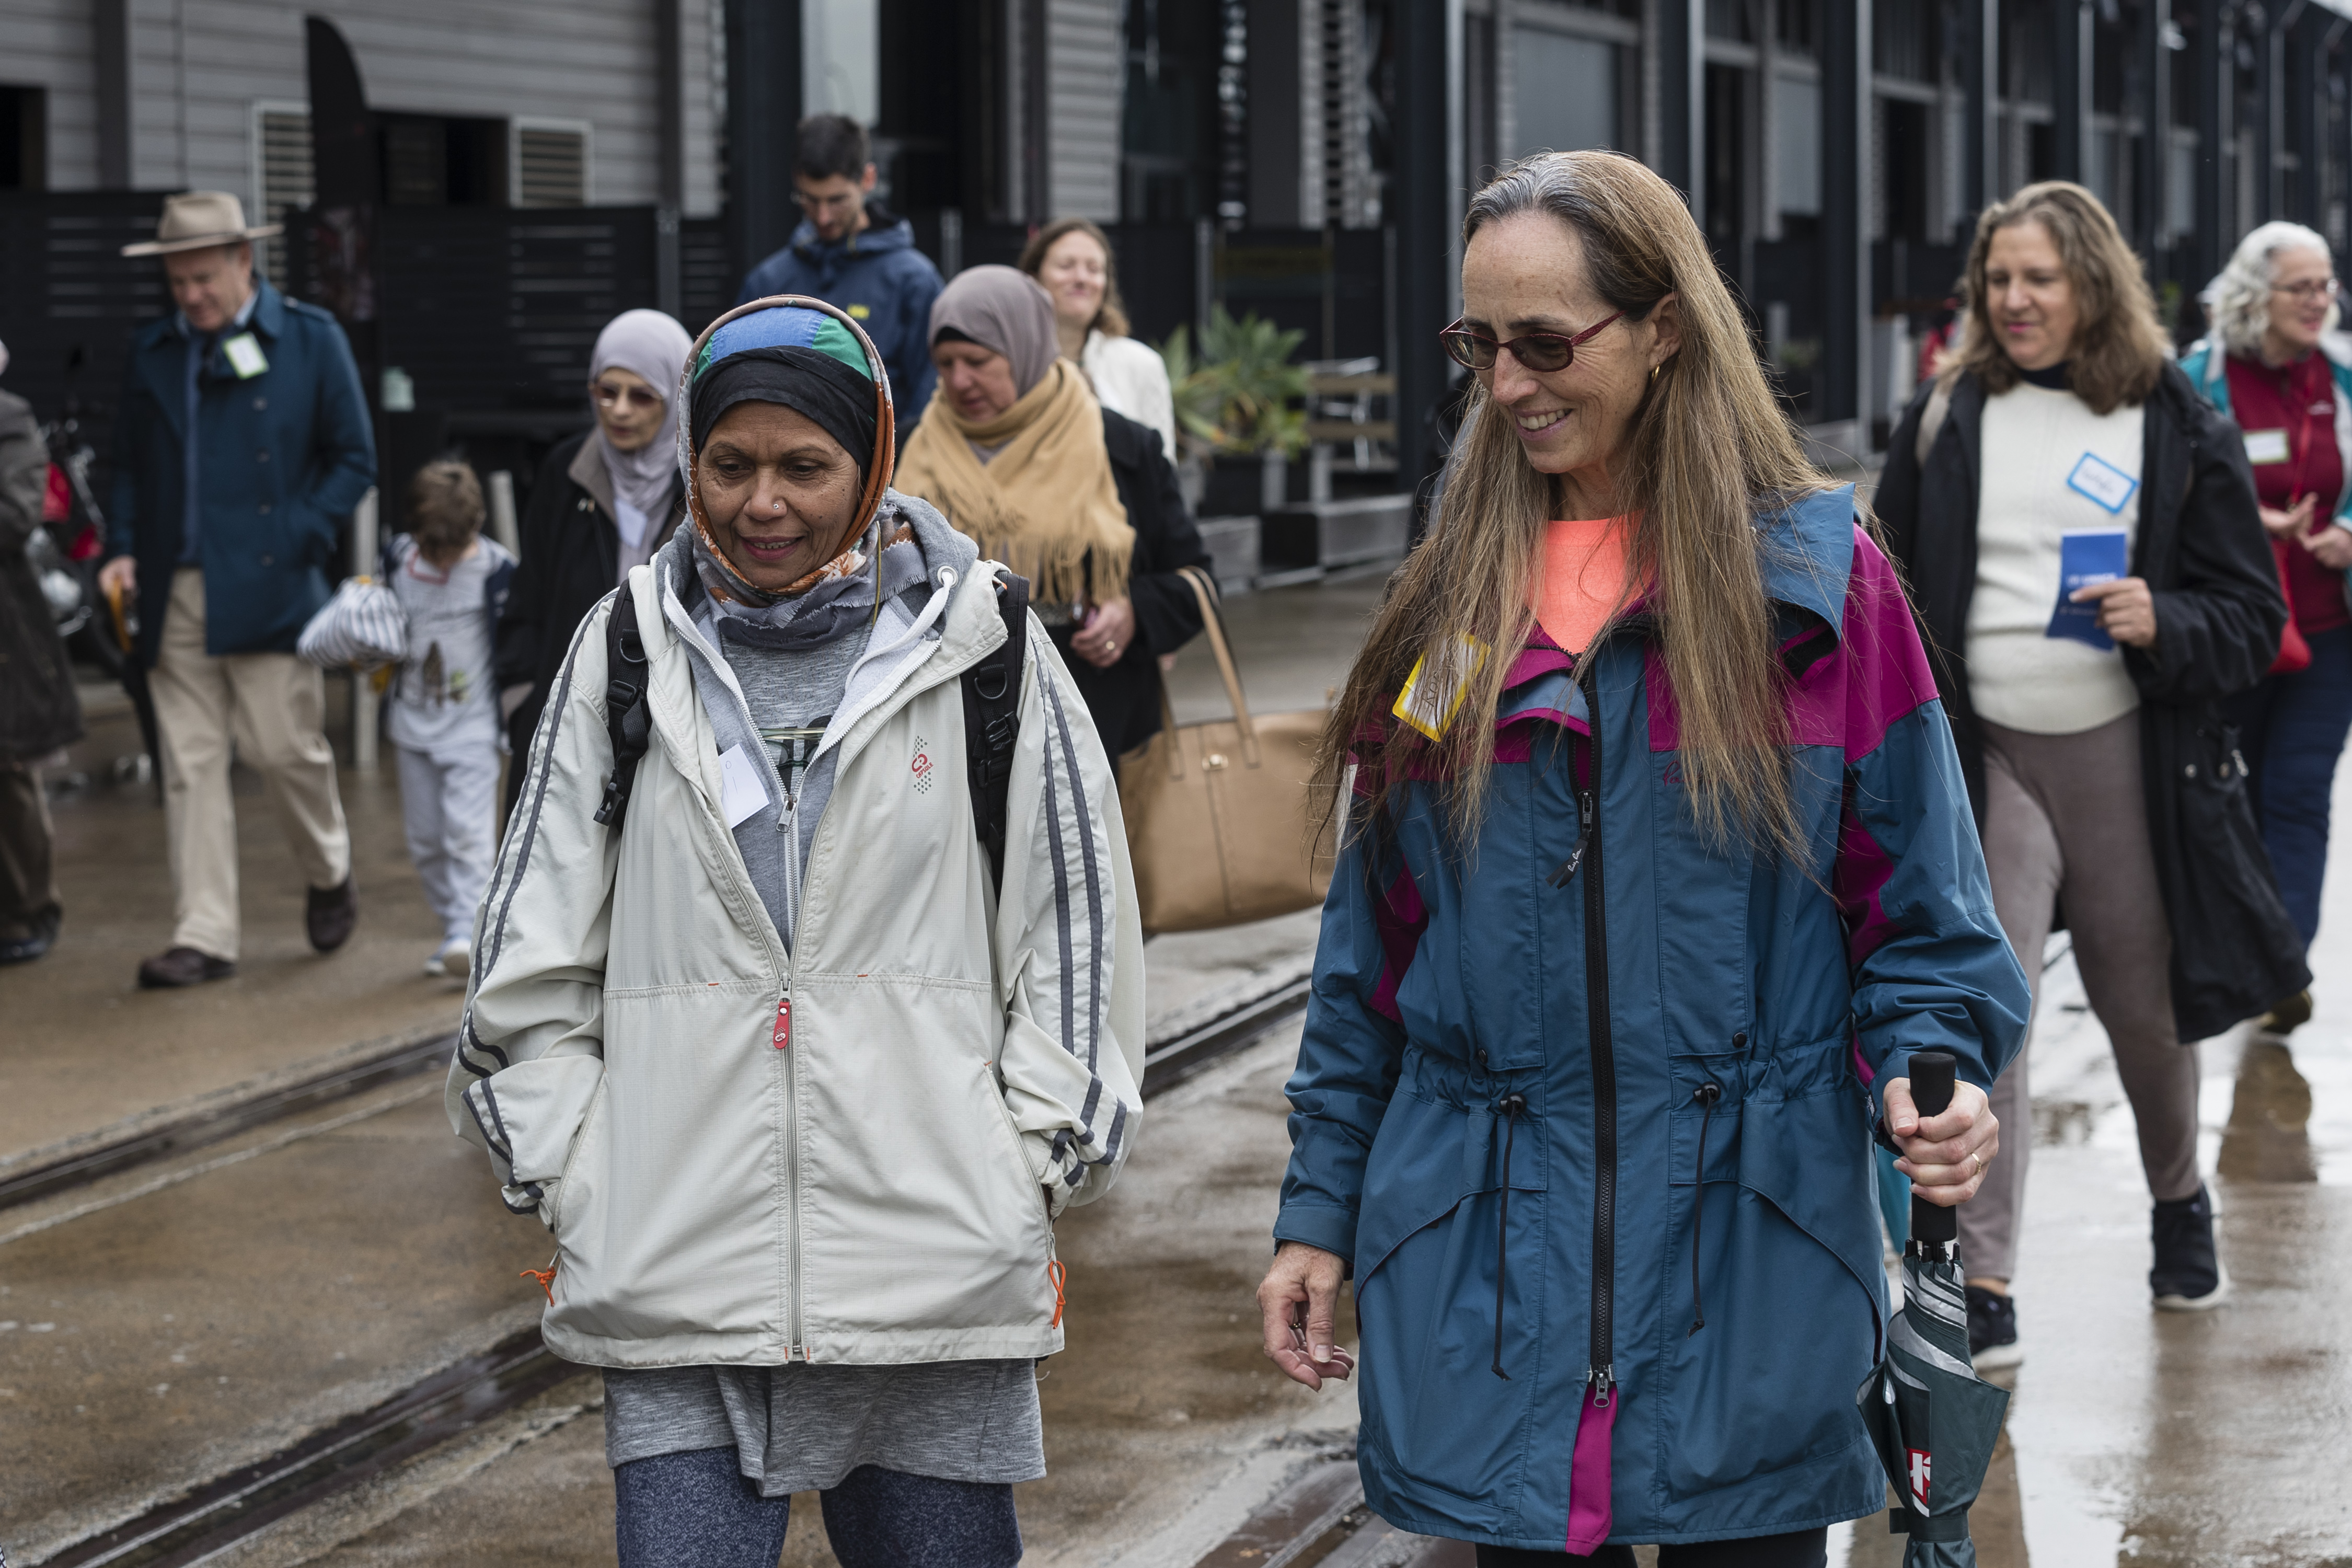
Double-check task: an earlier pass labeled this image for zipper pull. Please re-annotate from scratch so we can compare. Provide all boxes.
[1588,1363,1616,1408]
[1548,792,1597,887]
[773,997,791,1050]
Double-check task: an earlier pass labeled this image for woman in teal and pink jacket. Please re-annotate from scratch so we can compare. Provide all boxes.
[1253,152,2030,1564]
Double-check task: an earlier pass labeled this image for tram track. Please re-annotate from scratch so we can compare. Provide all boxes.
[16,971,1316,1567]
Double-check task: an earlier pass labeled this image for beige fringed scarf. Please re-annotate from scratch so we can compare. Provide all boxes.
[896,359,1134,606]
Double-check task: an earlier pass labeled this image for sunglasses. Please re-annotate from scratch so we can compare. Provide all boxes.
[1440,313,1623,374]
[590,381,664,411]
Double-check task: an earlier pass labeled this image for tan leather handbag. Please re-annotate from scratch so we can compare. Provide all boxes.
[1119,567,1335,933]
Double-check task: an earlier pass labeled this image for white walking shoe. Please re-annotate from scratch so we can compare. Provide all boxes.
[423,939,471,979]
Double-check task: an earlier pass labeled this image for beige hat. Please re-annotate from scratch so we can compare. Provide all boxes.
[121,191,282,257]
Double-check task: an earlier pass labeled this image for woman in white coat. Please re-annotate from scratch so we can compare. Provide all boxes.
[1021,217,1180,462]
[448,297,1145,1567]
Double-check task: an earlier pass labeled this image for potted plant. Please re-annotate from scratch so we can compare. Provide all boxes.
[1159,307,1310,516]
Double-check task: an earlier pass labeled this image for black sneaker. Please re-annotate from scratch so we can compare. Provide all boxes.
[2150,1184,2230,1310]
[1966,1285,2022,1370]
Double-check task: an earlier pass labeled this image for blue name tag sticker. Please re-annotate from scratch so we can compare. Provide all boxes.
[2066,451,2139,514]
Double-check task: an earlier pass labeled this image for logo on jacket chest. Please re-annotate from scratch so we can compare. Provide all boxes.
[912,736,935,793]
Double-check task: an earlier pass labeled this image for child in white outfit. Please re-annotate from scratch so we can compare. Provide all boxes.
[387,460,515,978]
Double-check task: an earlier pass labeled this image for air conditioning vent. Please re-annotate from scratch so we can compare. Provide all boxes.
[513,121,591,207]
[252,102,315,286]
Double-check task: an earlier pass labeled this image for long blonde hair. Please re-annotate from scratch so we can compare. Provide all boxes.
[1943,181,2169,415]
[1327,150,1830,857]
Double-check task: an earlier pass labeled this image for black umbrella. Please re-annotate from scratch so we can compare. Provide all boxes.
[1857,1051,2011,1565]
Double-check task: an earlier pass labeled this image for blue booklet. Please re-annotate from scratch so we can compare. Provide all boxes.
[2047,529,2131,650]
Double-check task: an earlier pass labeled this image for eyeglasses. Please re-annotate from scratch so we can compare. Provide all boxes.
[1440,314,1624,373]
[2272,278,2340,304]
[590,382,664,411]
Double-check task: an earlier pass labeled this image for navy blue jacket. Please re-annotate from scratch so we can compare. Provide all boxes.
[736,203,944,423]
[1276,490,2030,1548]
[108,275,376,665]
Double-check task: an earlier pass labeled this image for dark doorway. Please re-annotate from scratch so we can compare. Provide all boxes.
[0,86,45,191]
[1703,64,1748,256]
[1882,99,1931,242]
[378,113,507,206]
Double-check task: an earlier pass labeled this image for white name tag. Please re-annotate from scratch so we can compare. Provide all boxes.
[2242,428,2291,466]
[2066,451,2139,514]
[221,332,269,379]
[717,742,770,828]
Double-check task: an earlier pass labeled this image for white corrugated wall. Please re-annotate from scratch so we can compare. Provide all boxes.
[10,0,720,215]
[0,0,103,186]
[1046,0,1121,221]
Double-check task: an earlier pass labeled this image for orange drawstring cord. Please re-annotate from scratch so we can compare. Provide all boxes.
[1047,1260,1068,1328]
[522,1262,557,1305]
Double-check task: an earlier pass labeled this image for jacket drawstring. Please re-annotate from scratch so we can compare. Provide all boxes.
[1688,1081,1722,1336]
[1492,1092,1527,1379]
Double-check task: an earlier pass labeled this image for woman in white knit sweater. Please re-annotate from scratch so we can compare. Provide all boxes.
[1875,182,2299,1374]
[1020,218,1179,463]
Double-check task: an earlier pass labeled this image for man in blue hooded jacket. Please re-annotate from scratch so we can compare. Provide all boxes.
[735,114,944,426]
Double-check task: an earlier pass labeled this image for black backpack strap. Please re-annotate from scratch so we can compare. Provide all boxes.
[962,570,1029,898]
[593,580,653,830]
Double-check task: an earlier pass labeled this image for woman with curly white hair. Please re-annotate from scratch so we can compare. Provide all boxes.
[2182,222,2352,1032]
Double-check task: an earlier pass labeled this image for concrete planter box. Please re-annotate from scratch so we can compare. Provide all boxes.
[1194,516,1261,597]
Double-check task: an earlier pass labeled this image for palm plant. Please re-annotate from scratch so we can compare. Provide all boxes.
[1159,307,1311,460]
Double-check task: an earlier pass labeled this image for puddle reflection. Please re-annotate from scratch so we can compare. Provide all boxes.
[2218,1039,2318,1184]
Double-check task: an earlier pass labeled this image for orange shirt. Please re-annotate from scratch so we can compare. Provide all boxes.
[1532,516,1632,653]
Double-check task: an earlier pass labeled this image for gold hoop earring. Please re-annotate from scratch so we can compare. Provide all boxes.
[1650,363,1662,383]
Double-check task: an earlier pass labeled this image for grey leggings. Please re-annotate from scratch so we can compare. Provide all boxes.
[614,1449,1022,1568]
[1957,711,2203,1283]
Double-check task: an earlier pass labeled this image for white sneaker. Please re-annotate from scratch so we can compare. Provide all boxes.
[424,939,470,979]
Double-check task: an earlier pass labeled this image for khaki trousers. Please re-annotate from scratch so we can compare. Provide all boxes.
[1956,710,2203,1283]
[151,568,350,960]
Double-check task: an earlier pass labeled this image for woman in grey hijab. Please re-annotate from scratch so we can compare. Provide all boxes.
[493,308,694,809]
[897,266,1214,754]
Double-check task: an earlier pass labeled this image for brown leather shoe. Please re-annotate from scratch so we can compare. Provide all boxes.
[137,946,236,988]
[306,878,358,953]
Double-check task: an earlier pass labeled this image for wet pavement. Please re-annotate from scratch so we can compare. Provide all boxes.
[11,575,2352,1565]
[0,682,459,1172]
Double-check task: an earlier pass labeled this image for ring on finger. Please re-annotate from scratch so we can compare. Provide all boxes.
[1970,1151,1983,1178]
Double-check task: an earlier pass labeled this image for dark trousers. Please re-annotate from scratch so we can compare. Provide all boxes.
[1475,1526,1828,1567]
[2229,622,2352,951]
[0,763,60,942]
[613,1448,1021,1568]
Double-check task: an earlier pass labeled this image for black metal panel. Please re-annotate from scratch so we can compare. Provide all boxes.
[1818,0,1863,426]
[678,215,736,336]
[2051,0,2086,183]
[2135,0,2171,259]
[1961,0,1997,216]
[2194,0,2227,294]
[1388,0,1454,514]
[725,0,804,287]
[343,206,660,413]
[0,191,171,482]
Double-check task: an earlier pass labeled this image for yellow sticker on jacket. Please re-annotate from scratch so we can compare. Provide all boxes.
[847,303,872,319]
[1391,633,1489,741]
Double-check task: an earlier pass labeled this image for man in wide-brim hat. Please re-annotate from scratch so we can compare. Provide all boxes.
[97,191,376,988]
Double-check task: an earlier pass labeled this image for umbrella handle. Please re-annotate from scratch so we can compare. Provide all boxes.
[1908,1051,1958,1249]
